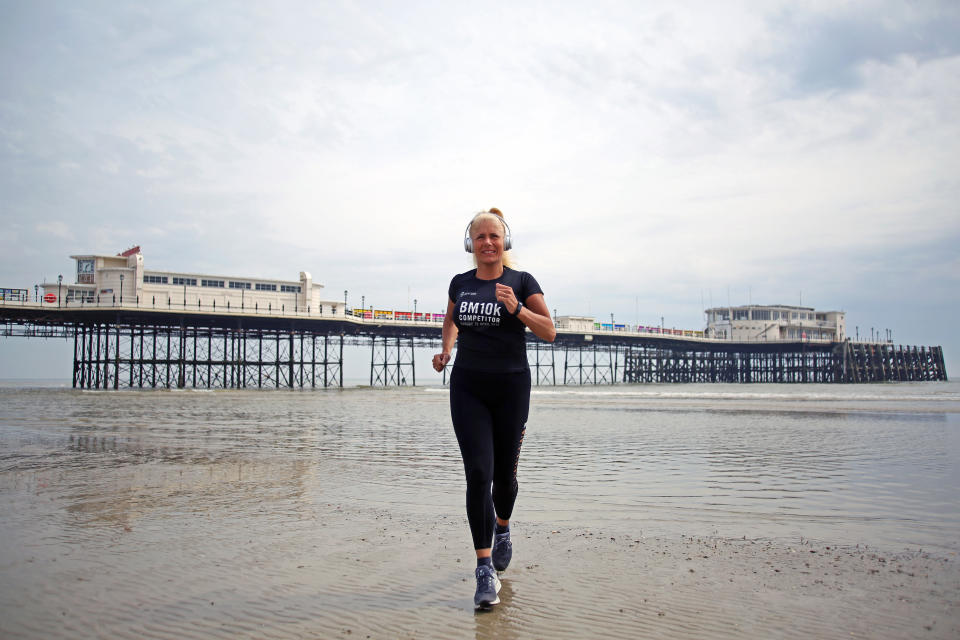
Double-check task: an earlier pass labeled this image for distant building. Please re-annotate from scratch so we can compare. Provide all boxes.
[555,315,597,332]
[704,304,845,342]
[39,246,344,316]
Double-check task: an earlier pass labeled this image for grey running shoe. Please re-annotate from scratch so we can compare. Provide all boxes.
[474,564,502,609]
[492,531,512,571]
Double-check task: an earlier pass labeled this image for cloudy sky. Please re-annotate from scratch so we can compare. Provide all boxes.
[1,0,958,378]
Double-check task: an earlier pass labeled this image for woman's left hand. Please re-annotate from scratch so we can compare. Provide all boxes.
[495,283,519,314]
[432,352,451,372]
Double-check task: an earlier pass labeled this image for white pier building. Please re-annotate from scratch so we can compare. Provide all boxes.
[38,246,345,316]
[704,304,845,342]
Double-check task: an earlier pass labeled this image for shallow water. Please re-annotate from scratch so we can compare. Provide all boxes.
[1,381,958,638]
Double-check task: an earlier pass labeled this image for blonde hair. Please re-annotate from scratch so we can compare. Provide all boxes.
[469,208,514,268]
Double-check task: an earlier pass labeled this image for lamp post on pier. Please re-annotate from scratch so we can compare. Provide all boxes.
[57,274,62,308]
[344,290,348,316]
[119,273,124,305]
[414,298,417,321]
[361,295,365,320]
[34,284,38,303]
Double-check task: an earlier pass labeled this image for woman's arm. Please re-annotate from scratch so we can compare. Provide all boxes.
[432,299,458,371]
[496,284,556,342]
[518,293,557,342]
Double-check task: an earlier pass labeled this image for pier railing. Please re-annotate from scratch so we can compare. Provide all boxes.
[0,299,879,344]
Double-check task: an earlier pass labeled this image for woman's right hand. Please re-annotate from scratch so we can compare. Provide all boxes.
[432,352,451,372]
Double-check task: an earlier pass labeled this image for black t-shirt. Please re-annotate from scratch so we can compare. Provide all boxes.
[447,266,544,373]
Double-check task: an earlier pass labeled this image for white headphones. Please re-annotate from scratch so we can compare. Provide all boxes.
[464,213,513,253]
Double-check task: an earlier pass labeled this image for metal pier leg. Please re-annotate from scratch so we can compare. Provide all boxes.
[77,325,86,389]
[84,325,93,389]
[164,329,171,388]
[581,346,587,385]
[240,330,245,387]
[95,324,103,389]
[207,327,212,389]
[113,324,120,390]
[129,325,135,388]
[191,329,197,388]
[396,337,402,385]
[591,345,597,385]
[225,330,231,389]
[72,325,80,389]
[532,341,539,385]
[395,337,400,384]
[551,342,558,385]
[611,344,617,385]
[311,334,317,389]
[177,322,186,388]
[322,334,328,388]
[288,332,295,389]
[299,333,304,388]
[103,323,111,389]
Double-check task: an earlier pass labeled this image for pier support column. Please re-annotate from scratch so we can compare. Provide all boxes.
[72,325,80,389]
[530,341,556,386]
[370,335,416,386]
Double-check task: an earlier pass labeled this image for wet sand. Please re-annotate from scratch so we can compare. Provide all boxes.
[1,385,959,638]
[2,466,957,639]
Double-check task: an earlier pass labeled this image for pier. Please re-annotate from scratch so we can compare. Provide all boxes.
[0,301,947,388]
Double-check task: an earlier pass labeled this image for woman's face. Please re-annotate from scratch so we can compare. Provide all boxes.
[471,218,505,266]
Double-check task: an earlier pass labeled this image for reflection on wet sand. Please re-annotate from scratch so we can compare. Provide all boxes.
[0,384,958,639]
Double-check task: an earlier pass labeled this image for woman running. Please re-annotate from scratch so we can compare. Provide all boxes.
[432,208,556,609]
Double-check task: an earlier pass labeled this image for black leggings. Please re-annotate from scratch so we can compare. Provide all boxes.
[449,366,531,550]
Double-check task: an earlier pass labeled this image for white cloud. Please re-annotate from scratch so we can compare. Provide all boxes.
[34,221,71,239]
[1,0,958,369]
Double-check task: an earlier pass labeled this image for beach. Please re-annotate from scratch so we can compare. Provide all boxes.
[1,382,958,638]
